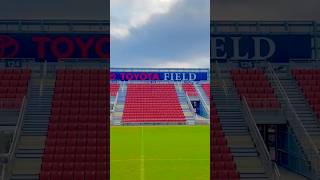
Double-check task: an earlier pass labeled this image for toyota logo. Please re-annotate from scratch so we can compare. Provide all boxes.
[0,35,19,58]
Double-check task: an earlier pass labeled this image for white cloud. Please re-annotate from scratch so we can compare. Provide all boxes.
[147,55,209,68]
[111,0,181,39]
[111,25,130,39]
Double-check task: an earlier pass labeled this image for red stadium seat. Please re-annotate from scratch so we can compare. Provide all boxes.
[182,83,198,97]
[230,68,280,110]
[122,84,185,123]
[0,69,30,110]
[211,103,239,179]
[293,68,320,121]
[40,69,109,179]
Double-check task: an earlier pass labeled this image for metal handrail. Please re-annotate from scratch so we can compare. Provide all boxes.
[215,60,230,97]
[242,97,280,180]
[1,96,27,180]
[195,85,209,113]
[185,92,197,118]
[267,63,320,179]
[112,91,119,112]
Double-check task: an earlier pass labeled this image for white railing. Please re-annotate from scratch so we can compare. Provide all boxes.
[195,86,209,114]
[242,97,280,180]
[267,63,320,179]
[215,60,230,97]
[112,91,119,112]
[185,92,197,120]
[121,82,125,92]
[0,96,27,180]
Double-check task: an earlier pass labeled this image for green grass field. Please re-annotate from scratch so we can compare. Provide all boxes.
[111,125,209,180]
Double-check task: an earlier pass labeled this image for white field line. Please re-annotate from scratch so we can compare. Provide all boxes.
[111,158,208,162]
[140,126,145,180]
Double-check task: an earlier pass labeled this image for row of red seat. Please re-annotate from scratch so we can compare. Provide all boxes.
[212,161,237,170]
[50,115,107,123]
[295,75,320,81]
[0,94,25,99]
[211,103,240,179]
[51,108,107,116]
[231,68,280,110]
[43,153,108,162]
[40,69,109,180]
[0,100,23,109]
[293,69,320,119]
[182,83,198,97]
[232,75,267,81]
[0,87,28,93]
[44,146,108,155]
[231,68,263,75]
[56,75,108,80]
[123,84,185,123]
[47,131,108,139]
[52,101,108,107]
[0,78,29,86]
[202,83,210,98]
[303,86,320,92]
[0,74,30,80]
[55,80,107,87]
[0,69,30,110]
[57,69,108,74]
[56,81,108,91]
[53,94,108,101]
[48,123,108,131]
[237,87,274,94]
[110,84,119,96]
[211,170,240,179]
[234,80,270,87]
[41,163,108,174]
[292,69,320,75]
[45,137,108,146]
[44,146,108,154]
[39,171,108,180]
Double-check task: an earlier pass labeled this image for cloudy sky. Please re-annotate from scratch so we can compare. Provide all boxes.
[111,0,210,68]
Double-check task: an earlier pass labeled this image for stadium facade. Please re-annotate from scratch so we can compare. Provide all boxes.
[211,21,320,180]
[0,20,110,180]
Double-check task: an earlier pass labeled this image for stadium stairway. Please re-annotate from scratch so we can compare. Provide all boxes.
[194,83,210,118]
[175,84,196,125]
[10,71,55,180]
[111,83,127,125]
[268,68,320,177]
[213,72,269,179]
[272,70,320,148]
[195,84,209,105]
